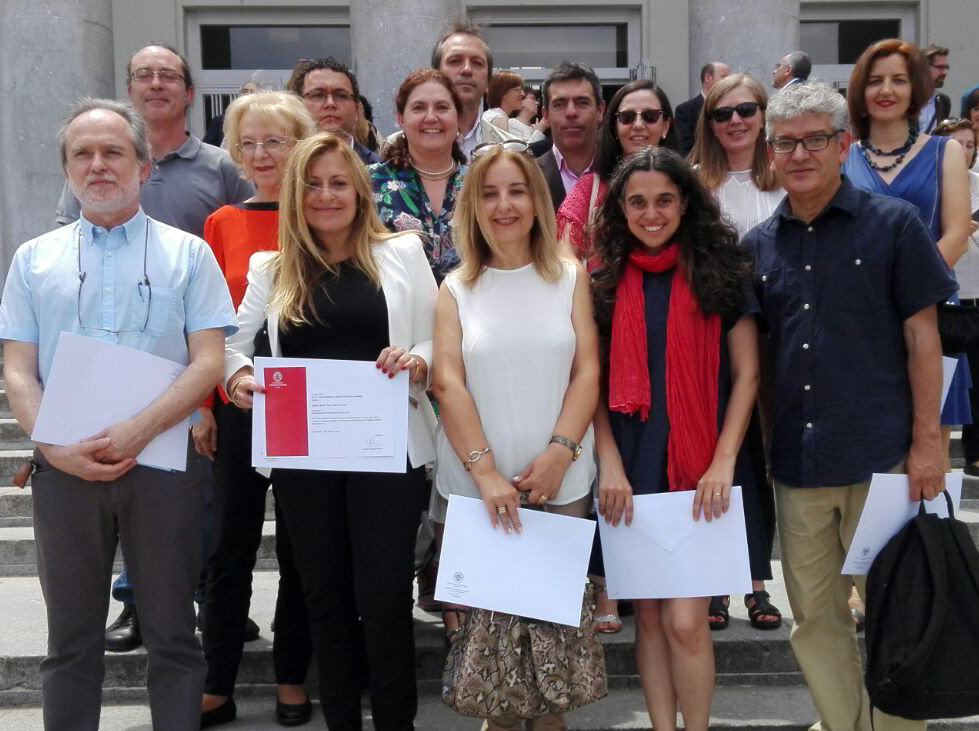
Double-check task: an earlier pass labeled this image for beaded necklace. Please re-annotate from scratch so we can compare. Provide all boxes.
[858,125,919,173]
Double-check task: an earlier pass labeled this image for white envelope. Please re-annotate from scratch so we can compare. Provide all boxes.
[434,495,595,626]
[599,487,753,599]
[842,472,963,575]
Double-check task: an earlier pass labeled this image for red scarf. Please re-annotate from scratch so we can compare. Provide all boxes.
[608,245,720,491]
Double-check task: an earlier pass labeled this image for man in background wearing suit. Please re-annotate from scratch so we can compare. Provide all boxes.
[919,45,952,133]
[674,61,730,157]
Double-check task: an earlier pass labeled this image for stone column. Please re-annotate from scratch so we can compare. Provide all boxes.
[0,0,114,280]
[688,0,799,97]
[350,0,462,138]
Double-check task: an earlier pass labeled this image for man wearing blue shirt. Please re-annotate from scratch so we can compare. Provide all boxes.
[745,82,952,731]
[0,98,237,730]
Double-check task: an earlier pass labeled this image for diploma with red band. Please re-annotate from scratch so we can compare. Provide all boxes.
[252,356,409,473]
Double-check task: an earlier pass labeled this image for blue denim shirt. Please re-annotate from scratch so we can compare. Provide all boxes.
[744,175,957,487]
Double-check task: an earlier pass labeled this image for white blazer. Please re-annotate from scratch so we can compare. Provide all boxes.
[225,232,439,468]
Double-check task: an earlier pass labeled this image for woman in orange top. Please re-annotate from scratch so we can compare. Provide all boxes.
[194,91,318,729]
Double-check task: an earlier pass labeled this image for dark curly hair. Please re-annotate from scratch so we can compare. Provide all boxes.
[591,146,750,339]
[594,80,677,180]
[384,69,466,170]
[288,57,359,100]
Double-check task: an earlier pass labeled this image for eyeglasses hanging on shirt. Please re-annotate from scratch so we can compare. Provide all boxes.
[76,224,152,335]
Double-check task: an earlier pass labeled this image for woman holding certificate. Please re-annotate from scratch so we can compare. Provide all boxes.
[223,132,439,731]
[590,147,758,731]
[432,142,600,731]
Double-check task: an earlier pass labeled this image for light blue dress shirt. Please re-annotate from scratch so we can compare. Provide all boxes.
[0,208,237,386]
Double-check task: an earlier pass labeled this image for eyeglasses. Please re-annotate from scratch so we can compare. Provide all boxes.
[615,109,664,125]
[768,129,843,154]
[471,140,531,157]
[709,102,762,123]
[931,63,951,72]
[129,67,185,85]
[237,138,293,156]
[77,225,152,335]
[302,88,355,105]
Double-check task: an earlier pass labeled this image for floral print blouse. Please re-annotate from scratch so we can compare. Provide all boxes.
[369,160,466,282]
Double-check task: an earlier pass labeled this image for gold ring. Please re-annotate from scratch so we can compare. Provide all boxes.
[713,492,722,497]
[497,506,507,514]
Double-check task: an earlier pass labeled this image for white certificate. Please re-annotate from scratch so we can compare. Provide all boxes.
[941,355,958,410]
[598,487,753,599]
[251,356,408,473]
[841,472,963,575]
[435,495,596,627]
[31,331,189,471]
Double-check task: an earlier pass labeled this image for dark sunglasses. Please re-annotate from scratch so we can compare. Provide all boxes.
[615,108,664,125]
[709,102,762,123]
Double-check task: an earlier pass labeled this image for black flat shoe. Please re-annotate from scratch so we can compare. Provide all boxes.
[276,698,312,726]
[243,616,261,642]
[200,698,237,729]
[105,605,142,652]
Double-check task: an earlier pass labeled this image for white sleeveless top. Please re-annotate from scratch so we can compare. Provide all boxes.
[435,260,596,505]
[716,170,785,238]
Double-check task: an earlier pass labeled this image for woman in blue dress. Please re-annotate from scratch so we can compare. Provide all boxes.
[844,38,972,457]
[590,147,762,730]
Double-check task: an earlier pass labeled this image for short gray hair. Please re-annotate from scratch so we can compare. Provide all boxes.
[57,97,150,168]
[766,81,848,138]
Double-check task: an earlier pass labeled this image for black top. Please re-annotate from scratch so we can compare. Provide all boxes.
[743,175,958,487]
[279,260,389,361]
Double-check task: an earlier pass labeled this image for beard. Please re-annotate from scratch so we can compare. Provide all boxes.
[71,174,142,217]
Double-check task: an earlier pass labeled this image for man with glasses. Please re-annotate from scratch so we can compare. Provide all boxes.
[744,81,952,731]
[919,44,952,134]
[290,56,379,165]
[54,42,254,655]
[0,98,236,730]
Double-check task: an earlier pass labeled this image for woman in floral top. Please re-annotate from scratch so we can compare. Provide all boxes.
[370,69,467,282]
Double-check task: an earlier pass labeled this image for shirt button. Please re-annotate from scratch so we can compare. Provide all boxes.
[803,303,810,310]
[761,275,768,282]
[106,252,113,258]
[104,287,111,293]
[804,384,811,391]
[805,264,812,272]
[803,343,809,350]
[806,422,813,429]
[855,258,862,265]
[807,226,814,233]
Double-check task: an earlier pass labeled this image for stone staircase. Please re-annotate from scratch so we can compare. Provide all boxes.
[2,369,979,728]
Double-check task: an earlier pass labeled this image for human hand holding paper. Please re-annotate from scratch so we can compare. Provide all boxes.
[693,454,735,522]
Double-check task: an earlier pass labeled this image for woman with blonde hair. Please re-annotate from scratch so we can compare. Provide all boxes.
[224,132,439,730]
[433,143,600,729]
[197,90,317,729]
[689,72,782,633]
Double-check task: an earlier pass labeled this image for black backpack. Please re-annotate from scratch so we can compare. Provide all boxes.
[865,491,979,720]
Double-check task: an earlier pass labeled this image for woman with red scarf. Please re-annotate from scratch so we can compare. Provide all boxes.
[590,146,759,730]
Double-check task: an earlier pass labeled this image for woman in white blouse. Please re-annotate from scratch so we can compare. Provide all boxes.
[689,72,783,632]
[224,132,438,730]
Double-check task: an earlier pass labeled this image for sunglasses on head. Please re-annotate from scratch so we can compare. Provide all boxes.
[709,102,762,123]
[614,108,664,125]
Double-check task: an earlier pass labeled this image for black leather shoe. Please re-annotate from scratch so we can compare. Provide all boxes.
[243,617,261,642]
[276,698,312,726]
[200,698,237,729]
[105,605,141,653]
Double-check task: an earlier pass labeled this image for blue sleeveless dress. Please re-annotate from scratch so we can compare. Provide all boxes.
[844,136,972,426]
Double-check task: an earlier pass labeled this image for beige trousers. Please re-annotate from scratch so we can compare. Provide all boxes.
[776,469,925,731]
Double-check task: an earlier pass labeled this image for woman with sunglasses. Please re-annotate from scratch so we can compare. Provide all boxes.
[843,39,972,460]
[371,69,467,283]
[195,91,316,729]
[224,132,438,730]
[591,146,757,731]
[689,73,782,633]
[557,80,676,269]
[508,85,547,144]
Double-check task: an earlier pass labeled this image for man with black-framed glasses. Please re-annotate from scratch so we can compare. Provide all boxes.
[745,81,951,731]
[0,98,236,730]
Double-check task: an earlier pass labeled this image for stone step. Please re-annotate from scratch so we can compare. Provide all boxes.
[0,449,35,486]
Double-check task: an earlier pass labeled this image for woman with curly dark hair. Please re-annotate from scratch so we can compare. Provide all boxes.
[591,146,760,730]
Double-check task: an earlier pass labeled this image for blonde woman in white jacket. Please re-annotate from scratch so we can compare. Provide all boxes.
[224,133,438,731]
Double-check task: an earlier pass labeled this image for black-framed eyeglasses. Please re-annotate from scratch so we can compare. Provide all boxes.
[767,129,843,155]
[471,140,531,158]
[302,88,355,105]
[77,224,152,335]
[709,102,762,124]
[615,109,664,125]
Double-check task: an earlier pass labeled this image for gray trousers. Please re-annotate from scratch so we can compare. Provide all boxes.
[32,440,206,731]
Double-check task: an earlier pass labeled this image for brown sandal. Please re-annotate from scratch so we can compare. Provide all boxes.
[442,608,470,644]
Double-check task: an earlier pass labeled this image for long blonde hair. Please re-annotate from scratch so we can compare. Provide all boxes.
[272,132,394,329]
[690,73,778,192]
[452,146,564,286]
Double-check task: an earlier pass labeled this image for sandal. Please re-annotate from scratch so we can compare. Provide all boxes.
[442,608,470,644]
[593,589,622,634]
[744,590,782,630]
[708,595,730,630]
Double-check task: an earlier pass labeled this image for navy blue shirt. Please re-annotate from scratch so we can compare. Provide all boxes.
[744,175,956,487]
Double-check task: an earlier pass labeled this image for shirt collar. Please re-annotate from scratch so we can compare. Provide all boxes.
[157,132,201,163]
[776,175,861,225]
[78,207,148,247]
[551,144,594,176]
[461,116,480,142]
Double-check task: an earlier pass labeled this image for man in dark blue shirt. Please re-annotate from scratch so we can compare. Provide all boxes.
[744,81,954,731]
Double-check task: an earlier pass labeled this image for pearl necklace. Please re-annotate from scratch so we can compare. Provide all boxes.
[409,156,456,180]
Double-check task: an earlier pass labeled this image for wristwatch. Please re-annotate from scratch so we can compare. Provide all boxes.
[464,446,492,471]
[549,435,582,461]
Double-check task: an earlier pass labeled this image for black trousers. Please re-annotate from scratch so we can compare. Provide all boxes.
[203,398,312,696]
[274,464,425,731]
